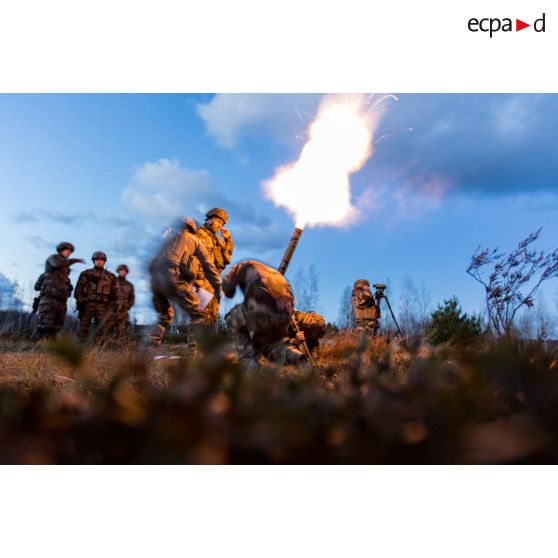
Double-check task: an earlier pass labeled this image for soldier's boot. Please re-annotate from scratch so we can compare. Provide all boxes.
[285,345,306,365]
[148,324,166,346]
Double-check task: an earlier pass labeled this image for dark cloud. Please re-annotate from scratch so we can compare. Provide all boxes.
[11,211,39,223]
[25,235,53,250]
[12,209,98,225]
[368,94,558,197]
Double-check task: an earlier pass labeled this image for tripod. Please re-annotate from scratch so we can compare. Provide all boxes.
[373,284,404,338]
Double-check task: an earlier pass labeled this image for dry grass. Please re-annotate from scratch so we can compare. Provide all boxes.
[1,331,557,464]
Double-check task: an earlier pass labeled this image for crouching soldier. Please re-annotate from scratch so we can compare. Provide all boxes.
[149,217,222,347]
[268,310,327,365]
[351,279,378,335]
[223,260,294,365]
[74,251,117,342]
[112,264,135,340]
[34,242,85,339]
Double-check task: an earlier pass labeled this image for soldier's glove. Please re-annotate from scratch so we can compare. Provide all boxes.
[76,301,84,312]
[221,228,231,240]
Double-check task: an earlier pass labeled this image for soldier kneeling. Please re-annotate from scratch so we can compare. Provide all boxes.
[223,260,294,366]
[268,310,327,365]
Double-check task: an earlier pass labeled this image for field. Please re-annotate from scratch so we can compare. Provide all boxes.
[0,331,557,464]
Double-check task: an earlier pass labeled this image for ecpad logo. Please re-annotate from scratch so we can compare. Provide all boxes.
[468,13,546,37]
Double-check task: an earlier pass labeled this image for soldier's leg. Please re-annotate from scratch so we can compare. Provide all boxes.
[224,304,255,359]
[78,303,95,341]
[36,297,59,338]
[53,301,68,336]
[94,304,114,343]
[202,296,220,325]
[115,310,129,340]
[150,284,174,345]
[266,338,305,365]
[170,276,203,323]
[198,279,220,325]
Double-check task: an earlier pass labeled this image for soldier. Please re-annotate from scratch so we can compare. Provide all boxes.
[195,207,233,325]
[112,264,135,340]
[269,310,327,365]
[223,260,294,364]
[149,217,222,346]
[74,251,117,342]
[34,242,85,339]
[287,310,327,353]
[351,279,379,335]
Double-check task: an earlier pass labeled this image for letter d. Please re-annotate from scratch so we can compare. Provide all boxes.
[534,13,546,32]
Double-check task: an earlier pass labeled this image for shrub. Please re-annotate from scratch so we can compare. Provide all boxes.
[425,297,483,345]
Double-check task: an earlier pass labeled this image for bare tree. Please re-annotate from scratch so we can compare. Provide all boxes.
[291,265,320,312]
[398,274,420,336]
[417,282,432,325]
[467,228,558,336]
[337,286,354,329]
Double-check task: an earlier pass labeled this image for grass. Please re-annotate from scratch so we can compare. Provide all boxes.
[0,330,557,464]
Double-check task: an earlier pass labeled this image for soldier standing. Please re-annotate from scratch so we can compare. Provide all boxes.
[74,251,117,342]
[149,217,222,346]
[223,260,294,364]
[34,242,85,339]
[195,207,233,324]
[113,264,135,340]
[351,279,378,335]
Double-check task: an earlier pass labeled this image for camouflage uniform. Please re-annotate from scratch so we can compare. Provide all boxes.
[75,263,117,342]
[287,311,326,352]
[351,279,378,335]
[195,208,234,324]
[35,253,81,338]
[113,274,135,339]
[223,260,294,360]
[269,310,327,365]
[149,220,221,345]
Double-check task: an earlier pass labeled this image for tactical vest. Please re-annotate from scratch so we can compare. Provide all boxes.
[115,279,134,307]
[352,289,377,320]
[40,264,72,300]
[199,226,227,270]
[79,269,115,303]
[353,305,378,320]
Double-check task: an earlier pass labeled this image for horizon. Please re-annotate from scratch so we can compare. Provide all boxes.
[1,93,558,325]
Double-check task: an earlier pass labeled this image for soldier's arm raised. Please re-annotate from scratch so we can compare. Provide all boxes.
[48,254,85,270]
[221,232,233,266]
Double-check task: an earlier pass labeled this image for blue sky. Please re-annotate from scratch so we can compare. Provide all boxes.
[1,93,557,323]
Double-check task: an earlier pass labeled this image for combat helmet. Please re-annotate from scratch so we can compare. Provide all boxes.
[353,279,370,289]
[181,216,198,234]
[56,242,75,253]
[91,251,107,261]
[116,264,129,273]
[205,207,228,224]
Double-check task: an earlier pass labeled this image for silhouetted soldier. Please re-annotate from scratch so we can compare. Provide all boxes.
[34,242,85,339]
[74,251,116,342]
[351,279,378,335]
[195,207,234,325]
[149,217,221,347]
[223,260,294,365]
